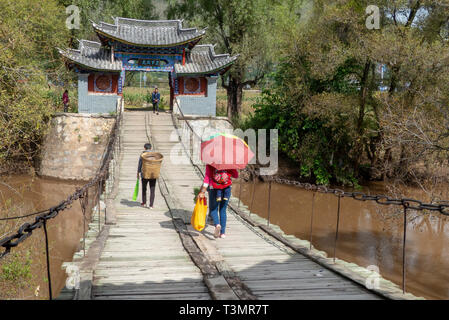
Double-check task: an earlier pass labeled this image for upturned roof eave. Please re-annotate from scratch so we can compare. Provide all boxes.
[174,57,238,76]
[58,49,122,72]
[93,26,206,48]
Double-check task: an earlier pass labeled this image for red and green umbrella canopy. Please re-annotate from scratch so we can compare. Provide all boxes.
[200,133,255,170]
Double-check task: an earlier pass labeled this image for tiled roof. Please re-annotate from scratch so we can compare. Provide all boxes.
[174,45,238,75]
[93,17,206,47]
[58,40,237,74]
[58,40,122,72]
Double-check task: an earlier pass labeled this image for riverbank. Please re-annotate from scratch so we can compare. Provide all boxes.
[243,152,449,201]
[0,161,37,177]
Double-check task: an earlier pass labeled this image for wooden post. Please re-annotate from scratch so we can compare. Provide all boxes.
[238,179,243,208]
[402,206,407,294]
[309,192,316,251]
[98,180,101,233]
[267,181,272,226]
[42,219,52,300]
[333,195,342,263]
[189,129,193,158]
[249,177,256,216]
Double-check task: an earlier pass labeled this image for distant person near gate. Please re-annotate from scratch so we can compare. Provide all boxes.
[62,89,69,112]
[152,86,160,115]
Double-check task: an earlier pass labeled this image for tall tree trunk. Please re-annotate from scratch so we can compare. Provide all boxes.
[382,147,393,181]
[354,60,372,173]
[389,1,421,94]
[356,61,372,133]
[389,65,400,94]
[225,77,243,119]
[368,64,381,171]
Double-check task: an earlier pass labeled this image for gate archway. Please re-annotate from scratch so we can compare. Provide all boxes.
[59,17,238,115]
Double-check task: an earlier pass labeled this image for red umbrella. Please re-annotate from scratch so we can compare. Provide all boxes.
[200,133,255,170]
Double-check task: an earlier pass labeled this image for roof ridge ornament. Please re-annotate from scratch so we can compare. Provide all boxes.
[92,18,206,47]
[59,19,237,74]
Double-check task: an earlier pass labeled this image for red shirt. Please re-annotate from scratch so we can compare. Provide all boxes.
[203,165,238,189]
[62,92,69,104]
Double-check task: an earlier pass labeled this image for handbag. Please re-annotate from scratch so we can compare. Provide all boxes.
[191,197,208,231]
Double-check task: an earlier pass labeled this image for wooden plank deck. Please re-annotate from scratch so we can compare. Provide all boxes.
[149,112,382,300]
[91,112,210,300]
[91,110,382,300]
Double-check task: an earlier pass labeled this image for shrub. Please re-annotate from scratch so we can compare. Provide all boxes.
[1,251,32,283]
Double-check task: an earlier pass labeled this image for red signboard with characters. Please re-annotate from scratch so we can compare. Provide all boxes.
[88,73,119,94]
[177,77,207,96]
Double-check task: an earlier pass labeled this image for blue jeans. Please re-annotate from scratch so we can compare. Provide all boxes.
[208,187,231,235]
[215,186,231,201]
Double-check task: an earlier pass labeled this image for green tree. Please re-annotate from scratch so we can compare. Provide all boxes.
[0,0,71,168]
[57,0,159,46]
[245,0,449,186]
[167,0,282,120]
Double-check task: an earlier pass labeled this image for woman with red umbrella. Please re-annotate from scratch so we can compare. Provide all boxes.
[197,133,254,239]
[197,165,238,238]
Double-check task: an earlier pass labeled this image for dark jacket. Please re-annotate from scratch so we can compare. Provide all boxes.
[152,92,160,104]
[138,150,151,174]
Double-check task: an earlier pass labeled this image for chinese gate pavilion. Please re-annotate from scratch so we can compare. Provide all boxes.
[58,17,238,115]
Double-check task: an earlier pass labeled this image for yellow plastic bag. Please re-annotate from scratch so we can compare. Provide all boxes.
[191,197,208,231]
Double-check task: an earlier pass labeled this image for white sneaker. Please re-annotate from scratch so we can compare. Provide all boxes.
[149,206,154,209]
[214,225,221,238]
[220,234,226,239]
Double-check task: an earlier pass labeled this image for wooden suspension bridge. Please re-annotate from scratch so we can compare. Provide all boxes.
[56,110,418,300]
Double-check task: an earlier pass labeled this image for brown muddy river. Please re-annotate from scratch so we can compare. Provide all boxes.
[235,180,449,300]
[0,175,93,300]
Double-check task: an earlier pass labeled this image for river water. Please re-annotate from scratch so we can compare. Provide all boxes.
[0,175,93,300]
[235,180,449,300]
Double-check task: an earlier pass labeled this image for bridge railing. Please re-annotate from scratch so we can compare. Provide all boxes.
[170,99,449,296]
[172,98,205,175]
[0,97,124,299]
[248,177,449,295]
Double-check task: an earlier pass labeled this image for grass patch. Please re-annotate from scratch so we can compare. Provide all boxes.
[123,87,170,110]
[1,251,32,283]
[216,89,261,120]
[123,86,261,119]
[193,187,201,203]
